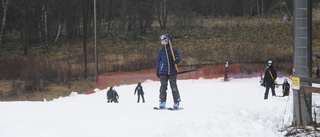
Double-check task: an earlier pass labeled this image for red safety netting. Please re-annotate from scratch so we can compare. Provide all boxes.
[96,64,241,89]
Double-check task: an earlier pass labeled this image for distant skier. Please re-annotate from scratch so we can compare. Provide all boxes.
[259,69,264,85]
[107,86,114,103]
[134,82,145,103]
[224,61,228,81]
[282,78,290,97]
[316,66,319,78]
[112,89,119,103]
[262,60,277,99]
[106,86,119,103]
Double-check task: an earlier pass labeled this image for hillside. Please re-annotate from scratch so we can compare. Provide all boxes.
[1,15,320,101]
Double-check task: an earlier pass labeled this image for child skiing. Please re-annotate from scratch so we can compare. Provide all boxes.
[282,78,290,96]
[134,82,145,103]
[156,33,181,109]
[106,86,119,103]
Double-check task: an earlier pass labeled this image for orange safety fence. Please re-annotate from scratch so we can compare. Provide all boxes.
[96,63,241,89]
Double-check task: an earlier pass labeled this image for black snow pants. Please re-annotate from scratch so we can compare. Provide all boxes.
[159,75,181,103]
[137,93,145,103]
[264,84,276,99]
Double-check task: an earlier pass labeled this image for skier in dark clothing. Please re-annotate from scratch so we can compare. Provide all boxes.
[106,86,119,103]
[282,78,290,97]
[316,66,319,78]
[107,86,114,103]
[134,82,145,103]
[224,61,229,81]
[156,33,181,109]
[262,60,277,99]
[112,90,119,103]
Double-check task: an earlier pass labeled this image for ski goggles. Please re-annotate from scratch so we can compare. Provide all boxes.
[159,35,167,41]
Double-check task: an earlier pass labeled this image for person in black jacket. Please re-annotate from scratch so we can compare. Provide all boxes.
[316,66,319,78]
[262,60,277,99]
[107,86,114,103]
[134,82,145,103]
[112,89,119,103]
[282,78,290,97]
[224,61,229,81]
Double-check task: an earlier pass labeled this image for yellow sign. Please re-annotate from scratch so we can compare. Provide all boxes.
[291,76,300,89]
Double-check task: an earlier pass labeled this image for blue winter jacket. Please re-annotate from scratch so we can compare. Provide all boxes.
[156,44,181,75]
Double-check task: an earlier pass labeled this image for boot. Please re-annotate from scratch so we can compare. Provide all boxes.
[159,102,166,109]
[173,102,179,109]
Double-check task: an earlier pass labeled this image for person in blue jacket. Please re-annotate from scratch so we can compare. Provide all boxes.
[156,34,181,109]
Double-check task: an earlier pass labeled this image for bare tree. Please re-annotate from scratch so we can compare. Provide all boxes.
[137,0,154,35]
[265,0,292,19]
[39,5,48,49]
[156,0,168,30]
[0,0,11,44]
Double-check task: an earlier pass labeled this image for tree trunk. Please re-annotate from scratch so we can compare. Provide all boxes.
[55,22,61,43]
[156,0,168,30]
[0,0,11,44]
[43,5,48,49]
[82,0,88,79]
[38,5,48,49]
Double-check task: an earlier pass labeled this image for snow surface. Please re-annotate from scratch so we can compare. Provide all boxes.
[1,77,318,137]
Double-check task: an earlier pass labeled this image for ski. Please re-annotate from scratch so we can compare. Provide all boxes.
[153,107,167,110]
[168,39,179,73]
[221,78,231,82]
[275,95,288,97]
[167,107,183,111]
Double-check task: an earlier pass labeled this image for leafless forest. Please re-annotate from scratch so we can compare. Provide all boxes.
[1,0,320,97]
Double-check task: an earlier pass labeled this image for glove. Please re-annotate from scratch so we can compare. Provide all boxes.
[156,71,160,78]
[261,83,266,87]
[173,57,179,64]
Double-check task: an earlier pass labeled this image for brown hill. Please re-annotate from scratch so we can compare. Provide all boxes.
[1,16,320,101]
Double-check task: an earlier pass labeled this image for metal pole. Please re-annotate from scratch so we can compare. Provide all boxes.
[94,0,98,83]
[298,90,303,125]
[293,0,312,126]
